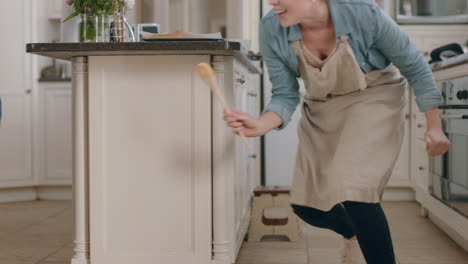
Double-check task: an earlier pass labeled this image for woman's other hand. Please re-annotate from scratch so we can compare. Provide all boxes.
[425,128,450,156]
[424,108,450,156]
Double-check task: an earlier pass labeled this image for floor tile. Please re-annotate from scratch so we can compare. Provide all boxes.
[0,200,467,264]
[43,247,74,262]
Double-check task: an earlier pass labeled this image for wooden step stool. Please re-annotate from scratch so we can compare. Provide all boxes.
[248,186,301,242]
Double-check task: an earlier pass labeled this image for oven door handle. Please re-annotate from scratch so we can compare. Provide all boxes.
[440,114,468,120]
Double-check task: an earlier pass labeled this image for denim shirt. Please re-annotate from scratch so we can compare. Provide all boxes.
[260,0,443,130]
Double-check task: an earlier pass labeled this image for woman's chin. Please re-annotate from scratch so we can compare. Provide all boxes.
[278,16,298,27]
[280,20,295,27]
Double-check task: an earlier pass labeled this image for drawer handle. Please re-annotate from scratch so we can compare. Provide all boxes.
[441,114,468,120]
[417,124,424,128]
[249,154,257,159]
[248,92,257,97]
[237,78,246,85]
[418,166,425,171]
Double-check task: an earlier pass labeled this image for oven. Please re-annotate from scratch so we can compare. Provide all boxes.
[430,76,468,217]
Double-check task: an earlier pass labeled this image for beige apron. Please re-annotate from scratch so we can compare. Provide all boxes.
[290,36,408,211]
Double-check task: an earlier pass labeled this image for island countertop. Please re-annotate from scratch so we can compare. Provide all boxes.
[26,40,261,73]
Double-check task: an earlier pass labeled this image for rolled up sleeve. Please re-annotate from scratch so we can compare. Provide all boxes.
[260,22,300,130]
[371,6,443,112]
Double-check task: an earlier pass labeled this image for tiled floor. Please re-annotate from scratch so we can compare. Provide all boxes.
[0,201,467,264]
[0,201,73,264]
[236,202,468,264]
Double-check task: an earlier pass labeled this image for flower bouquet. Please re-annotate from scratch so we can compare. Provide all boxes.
[63,0,135,42]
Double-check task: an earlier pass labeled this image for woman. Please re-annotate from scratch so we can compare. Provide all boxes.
[224,0,450,263]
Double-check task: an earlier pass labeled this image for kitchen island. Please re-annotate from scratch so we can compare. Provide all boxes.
[27,41,261,264]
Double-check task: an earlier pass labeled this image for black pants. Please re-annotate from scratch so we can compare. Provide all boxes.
[291,201,396,264]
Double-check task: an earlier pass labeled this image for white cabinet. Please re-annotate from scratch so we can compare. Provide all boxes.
[47,0,62,20]
[229,60,259,260]
[38,82,72,186]
[0,0,34,188]
[87,55,260,264]
[397,25,468,192]
[409,90,431,191]
[387,88,412,188]
[415,63,468,252]
[401,25,468,59]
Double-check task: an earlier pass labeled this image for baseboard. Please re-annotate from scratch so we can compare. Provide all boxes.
[416,187,468,252]
[37,186,72,200]
[429,210,468,252]
[0,186,72,203]
[0,187,37,203]
[382,187,415,201]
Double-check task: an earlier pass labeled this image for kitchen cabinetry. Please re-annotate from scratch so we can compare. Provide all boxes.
[0,0,34,189]
[401,25,468,250]
[401,25,468,192]
[24,40,263,264]
[87,54,259,264]
[414,63,468,251]
[410,93,431,192]
[47,0,62,20]
[230,58,259,260]
[37,82,72,186]
[401,25,468,60]
[387,89,411,189]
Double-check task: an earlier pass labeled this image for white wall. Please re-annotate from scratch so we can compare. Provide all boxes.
[262,0,305,186]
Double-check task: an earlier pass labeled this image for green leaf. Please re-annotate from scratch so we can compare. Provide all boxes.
[63,11,79,22]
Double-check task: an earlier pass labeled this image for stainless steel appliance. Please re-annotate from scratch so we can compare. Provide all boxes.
[132,23,160,42]
[430,76,468,217]
[396,0,468,24]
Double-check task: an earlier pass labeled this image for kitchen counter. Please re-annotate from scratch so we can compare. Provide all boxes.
[431,53,468,72]
[432,59,468,81]
[26,41,261,264]
[26,41,261,73]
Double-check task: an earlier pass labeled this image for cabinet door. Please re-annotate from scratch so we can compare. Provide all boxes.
[47,0,62,20]
[387,88,411,187]
[410,92,431,191]
[39,84,72,185]
[89,55,212,264]
[401,25,468,59]
[246,75,260,192]
[0,0,33,188]
[233,68,251,246]
[412,137,430,191]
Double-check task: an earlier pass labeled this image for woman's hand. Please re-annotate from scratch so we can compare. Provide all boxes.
[425,128,450,156]
[424,108,450,156]
[223,110,267,137]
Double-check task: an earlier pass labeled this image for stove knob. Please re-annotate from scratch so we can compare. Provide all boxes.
[463,90,468,100]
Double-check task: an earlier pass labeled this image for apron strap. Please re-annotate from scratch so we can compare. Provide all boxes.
[339,35,349,44]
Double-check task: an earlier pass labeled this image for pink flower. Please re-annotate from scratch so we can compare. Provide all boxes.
[86,7,92,12]
[65,0,73,6]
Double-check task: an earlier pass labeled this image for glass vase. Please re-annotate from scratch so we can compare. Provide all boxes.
[110,12,135,42]
[79,13,112,42]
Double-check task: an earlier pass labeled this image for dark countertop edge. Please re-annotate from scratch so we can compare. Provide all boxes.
[27,41,261,74]
[26,41,241,53]
[38,78,72,82]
